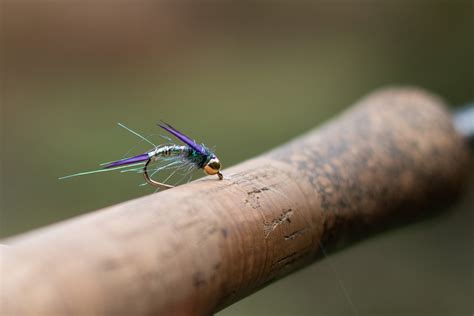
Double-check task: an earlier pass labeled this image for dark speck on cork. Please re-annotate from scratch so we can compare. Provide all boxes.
[193,272,207,288]
[221,228,228,238]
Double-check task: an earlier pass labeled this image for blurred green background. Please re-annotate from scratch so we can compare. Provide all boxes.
[1,1,473,315]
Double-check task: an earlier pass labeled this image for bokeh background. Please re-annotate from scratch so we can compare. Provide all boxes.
[1,1,473,315]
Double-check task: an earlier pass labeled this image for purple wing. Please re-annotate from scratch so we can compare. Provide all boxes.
[158,122,207,155]
[103,153,149,169]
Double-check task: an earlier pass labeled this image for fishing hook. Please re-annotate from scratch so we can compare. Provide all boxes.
[143,158,175,190]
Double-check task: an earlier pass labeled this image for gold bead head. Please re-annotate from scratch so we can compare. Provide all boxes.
[204,156,223,179]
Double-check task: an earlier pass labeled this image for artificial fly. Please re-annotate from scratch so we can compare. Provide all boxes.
[59,122,223,189]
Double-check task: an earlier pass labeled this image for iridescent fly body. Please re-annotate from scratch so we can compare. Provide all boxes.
[60,122,223,189]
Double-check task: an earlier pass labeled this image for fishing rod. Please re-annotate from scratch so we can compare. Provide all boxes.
[1,87,472,316]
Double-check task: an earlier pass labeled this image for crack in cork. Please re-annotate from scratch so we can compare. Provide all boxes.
[283,227,309,240]
[263,209,293,238]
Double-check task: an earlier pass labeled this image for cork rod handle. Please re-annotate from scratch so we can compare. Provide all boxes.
[1,88,470,316]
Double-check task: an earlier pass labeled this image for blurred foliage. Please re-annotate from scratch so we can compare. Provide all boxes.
[1,1,473,315]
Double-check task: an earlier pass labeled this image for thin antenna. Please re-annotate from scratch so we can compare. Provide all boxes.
[59,162,144,180]
[318,242,360,316]
[117,123,157,148]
